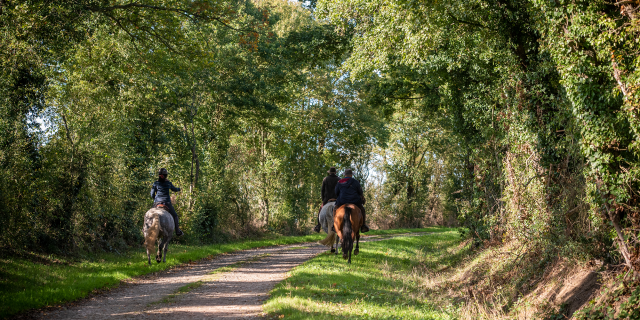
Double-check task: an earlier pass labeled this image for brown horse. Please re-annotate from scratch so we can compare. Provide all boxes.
[333,204,363,264]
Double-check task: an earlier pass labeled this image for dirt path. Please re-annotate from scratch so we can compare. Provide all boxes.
[42,233,429,320]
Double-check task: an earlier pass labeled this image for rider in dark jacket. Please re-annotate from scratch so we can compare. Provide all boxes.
[314,167,341,233]
[151,168,183,236]
[333,169,369,232]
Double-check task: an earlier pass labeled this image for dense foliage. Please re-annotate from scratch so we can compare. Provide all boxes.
[0,0,385,253]
[317,0,640,270]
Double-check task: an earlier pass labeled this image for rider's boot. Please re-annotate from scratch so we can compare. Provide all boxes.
[166,204,183,236]
[175,222,184,236]
[359,205,370,233]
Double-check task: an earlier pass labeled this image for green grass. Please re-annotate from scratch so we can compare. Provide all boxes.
[263,227,466,320]
[150,281,206,306]
[207,253,272,275]
[361,227,443,235]
[0,228,437,318]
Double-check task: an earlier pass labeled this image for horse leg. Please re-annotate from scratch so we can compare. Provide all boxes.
[342,238,349,260]
[335,236,339,255]
[156,237,162,263]
[146,247,152,266]
[162,237,170,263]
[354,232,360,255]
[348,248,352,264]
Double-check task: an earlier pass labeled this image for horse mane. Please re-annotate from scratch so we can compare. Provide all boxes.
[342,205,353,256]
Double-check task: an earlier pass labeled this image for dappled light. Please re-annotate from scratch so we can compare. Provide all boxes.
[2,0,640,318]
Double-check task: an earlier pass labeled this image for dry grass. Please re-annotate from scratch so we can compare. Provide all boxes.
[415,240,605,319]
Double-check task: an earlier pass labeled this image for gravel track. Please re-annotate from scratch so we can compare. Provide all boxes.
[42,233,429,319]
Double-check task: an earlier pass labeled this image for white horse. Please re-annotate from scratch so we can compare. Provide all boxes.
[143,206,174,265]
[317,201,338,252]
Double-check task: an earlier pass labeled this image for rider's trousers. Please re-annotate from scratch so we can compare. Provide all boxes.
[154,202,180,230]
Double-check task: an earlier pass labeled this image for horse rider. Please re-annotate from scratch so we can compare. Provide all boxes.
[314,167,341,233]
[150,168,184,236]
[334,169,369,232]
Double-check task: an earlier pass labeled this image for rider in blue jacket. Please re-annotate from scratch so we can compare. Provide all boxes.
[334,169,369,232]
[151,168,183,236]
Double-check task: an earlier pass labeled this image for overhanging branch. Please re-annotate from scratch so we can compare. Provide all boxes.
[88,2,249,32]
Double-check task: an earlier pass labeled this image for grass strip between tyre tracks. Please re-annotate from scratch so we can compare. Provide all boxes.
[146,253,273,307]
[0,227,444,318]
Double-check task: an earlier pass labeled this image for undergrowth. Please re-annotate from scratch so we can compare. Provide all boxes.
[573,272,640,320]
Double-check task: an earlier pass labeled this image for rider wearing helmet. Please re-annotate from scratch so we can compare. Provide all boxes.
[150,168,183,236]
[333,169,369,232]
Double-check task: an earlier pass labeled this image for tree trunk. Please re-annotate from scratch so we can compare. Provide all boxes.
[260,128,270,225]
[184,104,199,211]
[407,178,414,204]
[605,202,633,269]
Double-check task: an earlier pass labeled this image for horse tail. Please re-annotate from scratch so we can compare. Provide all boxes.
[319,230,336,247]
[342,206,353,254]
[144,211,160,251]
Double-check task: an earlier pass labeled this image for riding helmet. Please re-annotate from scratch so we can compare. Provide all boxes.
[158,168,169,176]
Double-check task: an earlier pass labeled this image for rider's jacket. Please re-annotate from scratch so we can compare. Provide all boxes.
[334,177,364,205]
[321,174,340,204]
[151,179,180,204]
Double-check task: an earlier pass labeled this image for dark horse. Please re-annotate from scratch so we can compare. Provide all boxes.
[333,204,363,264]
[143,205,174,266]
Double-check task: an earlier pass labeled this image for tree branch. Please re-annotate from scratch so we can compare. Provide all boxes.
[137,24,180,54]
[445,9,497,31]
[104,13,144,54]
[390,96,426,100]
[88,3,248,32]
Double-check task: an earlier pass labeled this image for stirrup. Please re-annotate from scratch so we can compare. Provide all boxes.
[361,225,370,233]
[175,229,184,236]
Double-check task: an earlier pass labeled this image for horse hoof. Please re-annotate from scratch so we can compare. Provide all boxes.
[354,249,359,255]
[330,248,335,253]
[342,254,348,260]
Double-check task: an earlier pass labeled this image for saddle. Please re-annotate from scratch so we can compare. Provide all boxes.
[155,203,168,210]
